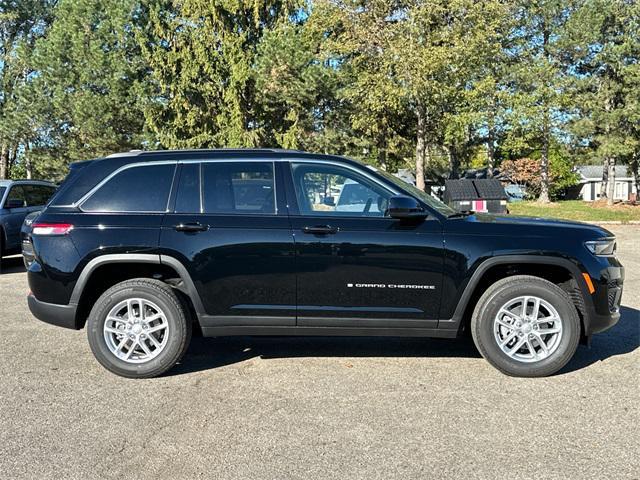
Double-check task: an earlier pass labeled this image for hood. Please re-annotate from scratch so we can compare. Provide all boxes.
[453,212,614,239]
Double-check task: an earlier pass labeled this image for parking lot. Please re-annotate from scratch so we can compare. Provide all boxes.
[0,225,638,480]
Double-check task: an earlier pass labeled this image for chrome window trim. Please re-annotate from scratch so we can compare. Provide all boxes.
[75,158,280,215]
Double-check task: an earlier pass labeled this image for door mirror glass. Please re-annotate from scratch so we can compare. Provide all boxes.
[387,195,428,220]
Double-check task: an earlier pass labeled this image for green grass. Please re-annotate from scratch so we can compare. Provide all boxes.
[508,200,640,223]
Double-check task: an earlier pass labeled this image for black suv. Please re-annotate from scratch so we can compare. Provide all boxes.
[25,149,624,378]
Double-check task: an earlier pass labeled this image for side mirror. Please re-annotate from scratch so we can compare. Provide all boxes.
[387,195,428,220]
[5,198,25,209]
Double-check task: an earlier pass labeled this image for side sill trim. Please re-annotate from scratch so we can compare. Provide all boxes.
[298,317,437,328]
[200,326,458,338]
[199,315,295,327]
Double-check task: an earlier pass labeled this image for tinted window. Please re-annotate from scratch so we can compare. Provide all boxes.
[174,163,201,213]
[291,163,391,217]
[6,185,27,208]
[202,162,275,214]
[24,185,55,207]
[0,187,5,204]
[82,164,175,212]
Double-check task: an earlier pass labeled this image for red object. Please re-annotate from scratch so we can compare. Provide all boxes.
[32,223,74,236]
[472,200,487,212]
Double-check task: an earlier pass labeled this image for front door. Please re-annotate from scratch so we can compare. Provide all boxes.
[160,160,297,327]
[286,161,444,329]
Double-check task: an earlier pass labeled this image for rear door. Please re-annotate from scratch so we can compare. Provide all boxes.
[160,160,296,327]
[285,160,445,329]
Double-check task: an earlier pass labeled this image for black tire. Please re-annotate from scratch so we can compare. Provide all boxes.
[471,275,580,377]
[87,278,192,378]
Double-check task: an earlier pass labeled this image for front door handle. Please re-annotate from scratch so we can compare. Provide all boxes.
[302,225,339,235]
[174,222,209,233]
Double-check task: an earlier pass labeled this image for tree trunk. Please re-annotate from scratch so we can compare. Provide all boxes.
[25,142,33,179]
[631,156,639,202]
[607,158,615,206]
[600,157,609,198]
[486,101,496,177]
[447,147,460,179]
[538,130,550,203]
[377,142,387,172]
[0,144,8,180]
[415,108,426,191]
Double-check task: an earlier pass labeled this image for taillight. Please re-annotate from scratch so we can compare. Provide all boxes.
[32,223,74,236]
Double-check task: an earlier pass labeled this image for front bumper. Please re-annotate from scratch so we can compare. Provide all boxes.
[588,310,621,334]
[585,263,623,335]
[28,294,79,330]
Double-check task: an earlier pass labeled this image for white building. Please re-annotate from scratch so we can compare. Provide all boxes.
[577,165,637,202]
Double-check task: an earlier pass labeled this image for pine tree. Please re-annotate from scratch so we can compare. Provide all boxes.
[566,0,640,205]
[139,0,301,149]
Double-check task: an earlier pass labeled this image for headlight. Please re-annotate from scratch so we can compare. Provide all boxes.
[585,238,616,256]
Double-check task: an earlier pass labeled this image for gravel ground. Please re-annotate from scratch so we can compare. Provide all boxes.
[0,225,638,480]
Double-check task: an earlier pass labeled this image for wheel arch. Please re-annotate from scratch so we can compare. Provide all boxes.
[448,255,591,338]
[71,254,204,329]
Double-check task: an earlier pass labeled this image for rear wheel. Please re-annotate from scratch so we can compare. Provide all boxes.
[87,278,192,378]
[471,275,580,377]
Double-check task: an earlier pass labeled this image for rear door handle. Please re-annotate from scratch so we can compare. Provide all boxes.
[302,225,339,235]
[174,222,209,232]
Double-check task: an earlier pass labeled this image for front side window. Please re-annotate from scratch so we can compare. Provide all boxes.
[81,164,175,212]
[202,162,275,214]
[291,163,392,217]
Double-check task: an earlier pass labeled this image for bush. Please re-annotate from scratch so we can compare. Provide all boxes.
[500,155,578,200]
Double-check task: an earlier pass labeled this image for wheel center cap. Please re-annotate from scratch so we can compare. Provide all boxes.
[132,324,143,334]
[521,323,532,334]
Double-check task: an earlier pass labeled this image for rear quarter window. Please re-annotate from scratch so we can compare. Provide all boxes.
[81,164,176,212]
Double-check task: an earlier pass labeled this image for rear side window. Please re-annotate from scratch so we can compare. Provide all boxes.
[202,162,275,214]
[81,164,175,212]
[24,185,55,206]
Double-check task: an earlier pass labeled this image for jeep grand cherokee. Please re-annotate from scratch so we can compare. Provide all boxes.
[25,149,623,378]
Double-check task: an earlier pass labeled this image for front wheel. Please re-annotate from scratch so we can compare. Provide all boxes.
[471,275,580,377]
[87,278,192,378]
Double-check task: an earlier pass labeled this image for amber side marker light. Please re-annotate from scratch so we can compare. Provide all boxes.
[582,273,595,294]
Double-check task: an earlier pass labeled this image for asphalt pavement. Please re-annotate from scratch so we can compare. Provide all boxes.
[0,225,638,480]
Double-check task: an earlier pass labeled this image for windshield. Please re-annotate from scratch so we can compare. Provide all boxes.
[375,170,456,216]
[0,186,6,206]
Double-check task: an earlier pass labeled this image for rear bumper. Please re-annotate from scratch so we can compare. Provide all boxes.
[21,240,35,268]
[28,294,79,330]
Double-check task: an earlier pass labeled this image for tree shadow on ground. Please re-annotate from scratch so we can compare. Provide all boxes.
[169,305,639,377]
